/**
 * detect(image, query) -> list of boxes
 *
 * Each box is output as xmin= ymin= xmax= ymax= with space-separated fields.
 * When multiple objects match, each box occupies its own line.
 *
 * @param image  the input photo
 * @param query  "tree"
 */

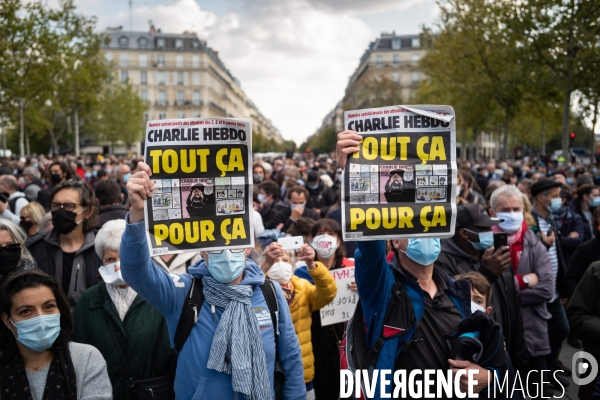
xmin=514 ymin=0 xmax=600 ymax=161
xmin=96 ymin=81 xmax=146 ymax=152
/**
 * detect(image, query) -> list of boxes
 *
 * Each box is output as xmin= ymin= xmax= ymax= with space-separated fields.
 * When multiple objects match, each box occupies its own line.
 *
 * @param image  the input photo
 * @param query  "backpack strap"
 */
xmin=260 ymin=279 xmax=280 ymax=347
xmin=168 ymin=276 xmax=204 ymax=400
xmin=7 ymin=196 xmax=18 ymax=214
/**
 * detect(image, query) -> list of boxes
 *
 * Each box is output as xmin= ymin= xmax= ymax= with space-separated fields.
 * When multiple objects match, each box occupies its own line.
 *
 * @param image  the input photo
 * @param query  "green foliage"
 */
xmin=252 ymin=129 xmax=295 ymax=153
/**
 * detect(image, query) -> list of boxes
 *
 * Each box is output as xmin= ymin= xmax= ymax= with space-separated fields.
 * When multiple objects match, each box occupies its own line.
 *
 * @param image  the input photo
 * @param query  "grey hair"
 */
xmin=490 ymin=185 xmax=524 ymax=211
xmin=95 ymin=219 xmax=126 ymax=260
xmin=23 ymin=166 xmax=41 ymax=180
xmin=0 ymin=217 xmax=36 ymax=266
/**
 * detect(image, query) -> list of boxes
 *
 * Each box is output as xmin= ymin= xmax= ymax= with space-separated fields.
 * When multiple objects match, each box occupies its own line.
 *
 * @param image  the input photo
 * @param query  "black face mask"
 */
xmin=51 ymin=174 xmax=62 ymax=184
xmin=20 ymin=219 xmax=34 ymax=232
xmin=51 ymin=208 xmax=84 ymax=235
xmin=0 ymin=248 xmax=21 ymax=275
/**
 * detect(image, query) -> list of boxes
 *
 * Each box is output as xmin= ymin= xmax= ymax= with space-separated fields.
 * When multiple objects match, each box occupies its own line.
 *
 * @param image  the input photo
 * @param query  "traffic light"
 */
xmin=570 ymin=132 xmax=576 ymax=141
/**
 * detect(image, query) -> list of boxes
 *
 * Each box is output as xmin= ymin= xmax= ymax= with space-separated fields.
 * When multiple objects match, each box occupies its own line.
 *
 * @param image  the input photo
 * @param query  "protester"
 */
xmin=571 ymin=184 xmax=600 ymax=243
xmin=258 ymin=180 xmax=288 ymax=229
xmin=19 ymin=202 xmax=46 ymax=237
xmin=454 ymin=271 xmax=493 ymax=314
xmin=27 ymin=180 xmax=103 ymax=306
xmin=0 ymin=218 xmax=36 ymax=287
xmin=529 ymin=180 xmax=571 ymax=383
xmin=565 ymin=206 xmax=600 ymax=295
xmin=305 ymin=170 xmax=336 ymax=217
xmin=22 ymin=166 xmax=44 ymax=203
xmin=152 ymin=251 xmax=202 ymax=275
xmin=120 ymin=161 xmax=306 ymax=399
xmin=116 ymin=163 xmax=131 ymax=205
xmin=253 ymin=163 xmax=267 ymax=183
xmin=456 ymin=169 xmax=485 ymax=206
xmin=271 ymin=186 xmax=320 ymax=233
xmin=0 ymin=174 xmax=29 ymax=223
xmin=262 ymin=243 xmax=337 ymax=399
xmin=488 ymin=184 xmax=555 ymax=392
xmin=73 ymin=219 xmax=171 ymax=400
xmin=0 ymin=269 xmax=112 ymax=399
xmin=435 ymin=203 xmax=529 ymax=369
xmin=476 ymin=166 xmax=490 ymax=194
xmin=37 ymin=161 xmax=73 ymax=209
xmin=95 ymin=179 xmax=128 ymax=228
xmin=554 ymin=185 xmax=584 ymax=266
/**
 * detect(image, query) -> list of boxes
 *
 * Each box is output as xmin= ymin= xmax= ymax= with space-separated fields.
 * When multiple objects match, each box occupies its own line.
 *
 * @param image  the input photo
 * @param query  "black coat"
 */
xmin=565 ymin=233 xmax=600 ymax=296
xmin=261 ymin=199 xmax=289 ymax=229
xmin=97 ymin=205 xmax=129 ymax=229
xmin=435 ymin=238 xmax=530 ymax=368
xmin=306 ymin=182 xmax=336 ymax=217
xmin=270 ymin=206 xmax=320 ymax=233
xmin=553 ymin=206 xmax=585 ymax=267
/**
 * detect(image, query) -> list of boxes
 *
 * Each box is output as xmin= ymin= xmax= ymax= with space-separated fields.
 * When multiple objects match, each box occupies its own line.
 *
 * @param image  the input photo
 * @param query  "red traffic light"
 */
xmin=570 ymin=132 xmax=576 ymax=139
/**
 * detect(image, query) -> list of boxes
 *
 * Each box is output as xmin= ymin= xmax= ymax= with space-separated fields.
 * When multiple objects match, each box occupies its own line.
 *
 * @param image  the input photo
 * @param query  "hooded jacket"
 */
xmin=120 ymin=217 xmax=306 ymax=400
xmin=435 ymin=238 xmax=529 ymax=367
xmin=27 ymin=228 xmax=103 ymax=306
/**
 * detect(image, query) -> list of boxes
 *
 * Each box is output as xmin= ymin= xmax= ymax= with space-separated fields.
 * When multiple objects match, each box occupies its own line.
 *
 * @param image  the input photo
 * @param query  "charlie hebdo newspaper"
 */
xmin=341 ymin=105 xmax=457 ymax=241
xmin=143 ymin=118 xmax=254 ymax=255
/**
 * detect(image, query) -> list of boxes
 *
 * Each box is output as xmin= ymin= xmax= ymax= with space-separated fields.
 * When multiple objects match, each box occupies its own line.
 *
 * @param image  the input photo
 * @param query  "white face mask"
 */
xmin=495 ymin=211 xmax=524 ymax=234
xmin=471 ymin=301 xmax=486 ymax=314
xmin=268 ymin=262 xmax=293 ymax=285
xmin=99 ymin=261 xmax=126 ymax=286
xmin=310 ymin=234 xmax=339 ymax=259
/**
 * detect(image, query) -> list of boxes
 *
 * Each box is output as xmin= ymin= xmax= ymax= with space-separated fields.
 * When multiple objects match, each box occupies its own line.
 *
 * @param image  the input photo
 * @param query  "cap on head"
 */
xmin=456 ymin=203 xmax=502 ymax=229
xmin=306 ymin=171 xmax=319 ymax=184
xmin=530 ymin=180 xmax=561 ymax=198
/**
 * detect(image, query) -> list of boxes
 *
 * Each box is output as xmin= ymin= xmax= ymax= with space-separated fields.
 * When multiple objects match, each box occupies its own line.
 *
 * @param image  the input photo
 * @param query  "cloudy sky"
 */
xmin=55 ymin=0 xmax=439 ymax=144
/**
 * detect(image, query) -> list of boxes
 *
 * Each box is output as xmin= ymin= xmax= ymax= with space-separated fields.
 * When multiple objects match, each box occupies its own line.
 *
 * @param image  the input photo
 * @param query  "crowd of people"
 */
xmin=2 ymin=135 xmax=600 ymax=399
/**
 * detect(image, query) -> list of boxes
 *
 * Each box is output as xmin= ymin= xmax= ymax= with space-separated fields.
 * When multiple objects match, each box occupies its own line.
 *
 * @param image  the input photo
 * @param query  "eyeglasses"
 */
xmin=0 ymin=243 xmax=21 ymax=253
xmin=50 ymin=202 xmax=82 ymax=212
xmin=207 ymin=249 xmax=246 ymax=254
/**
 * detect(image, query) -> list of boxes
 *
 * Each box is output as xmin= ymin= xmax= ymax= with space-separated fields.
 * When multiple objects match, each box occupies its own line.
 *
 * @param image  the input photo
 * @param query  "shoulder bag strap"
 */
xmin=173 ymin=276 xmax=204 ymax=354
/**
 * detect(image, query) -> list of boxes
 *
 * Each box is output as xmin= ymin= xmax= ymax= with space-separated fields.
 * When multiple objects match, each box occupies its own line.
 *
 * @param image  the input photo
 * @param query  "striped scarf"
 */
xmin=203 ymin=276 xmax=271 ymax=400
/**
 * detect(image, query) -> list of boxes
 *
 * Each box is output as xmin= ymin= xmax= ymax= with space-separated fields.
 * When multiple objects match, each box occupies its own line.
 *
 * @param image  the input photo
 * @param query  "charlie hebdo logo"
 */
xmin=572 ymin=351 xmax=599 ymax=385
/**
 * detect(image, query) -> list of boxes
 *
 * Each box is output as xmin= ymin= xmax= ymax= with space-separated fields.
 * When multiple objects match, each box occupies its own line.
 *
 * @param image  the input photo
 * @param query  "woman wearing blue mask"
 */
xmin=571 ymin=184 xmax=600 ymax=243
xmin=0 ymin=269 xmax=111 ymax=400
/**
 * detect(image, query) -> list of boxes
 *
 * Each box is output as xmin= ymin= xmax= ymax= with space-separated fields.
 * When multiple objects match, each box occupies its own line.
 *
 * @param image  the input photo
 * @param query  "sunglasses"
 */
xmin=0 ymin=243 xmax=21 ymax=253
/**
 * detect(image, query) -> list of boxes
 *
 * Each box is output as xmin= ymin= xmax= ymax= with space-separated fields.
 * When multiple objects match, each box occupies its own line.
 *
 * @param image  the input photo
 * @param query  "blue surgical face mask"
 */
xmin=258 ymin=193 xmax=267 ymax=204
xmin=307 ymin=183 xmax=318 ymax=190
xmin=123 ymin=172 xmax=131 ymax=183
xmin=495 ymin=212 xmax=524 ymax=234
xmin=399 ymin=238 xmax=441 ymax=266
xmin=10 ymin=313 xmax=61 ymax=352
xmin=92 ymin=170 xmax=98 ymax=178
xmin=291 ymin=203 xmax=305 ymax=211
xmin=592 ymin=197 xmax=600 ymax=208
xmin=465 ymin=229 xmax=494 ymax=251
xmin=207 ymin=250 xmax=246 ymax=283
xmin=567 ymin=178 xmax=573 ymax=185
xmin=547 ymin=197 xmax=562 ymax=213
xmin=84 ymin=172 xmax=91 ymax=179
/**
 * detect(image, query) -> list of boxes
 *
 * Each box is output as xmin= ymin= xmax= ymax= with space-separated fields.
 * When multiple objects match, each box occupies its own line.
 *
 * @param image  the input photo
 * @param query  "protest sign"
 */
xmin=144 ymin=118 xmax=254 ymax=255
xmin=341 ymin=105 xmax=457 ymax=241
xmin=320 ymin=267 xmax=358 ymax=326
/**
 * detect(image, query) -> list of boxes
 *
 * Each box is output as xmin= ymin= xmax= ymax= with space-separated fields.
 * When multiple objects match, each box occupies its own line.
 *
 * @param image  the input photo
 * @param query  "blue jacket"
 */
xmin=120 ymin=217 xmax=306 ymax=400
xmin=354 ymin=240 xmax=513 ymax=399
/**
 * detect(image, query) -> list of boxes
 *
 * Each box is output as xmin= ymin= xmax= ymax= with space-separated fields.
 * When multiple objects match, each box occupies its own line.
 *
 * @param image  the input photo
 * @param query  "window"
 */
xmin=391 ymin=38 xmax=401 ymax=50
xmin=192 ymin=40 xmax=199 ymax=49
xmin=177 ymin=90 xmax=184 ymax=105
xmin=175 ymin=38 xmax=184 ymax=50
xmin=157 ymin=38 xmax=165 ymax=49
xmin=140 ymin=90 xmax=148 ymax=101
xmin=177 ymin=111 xmax=185 ymax=119
xmin=159 ymin=111 xmax=166 ymax=120
xmin=157 ymin=54 xmax=165 ymax=67
xmin=192 ymin=72 xmax=200 ymax=85
xmin=121 ymin=70 xmax=128 ymax=83
xmin=412 ymin=54 xmax=420 ymax=63
xmin=176 ymin=55 xmax=184 ymax=68
xmin=193 ymin=111 xmax=201 ymax=118
xmin=192 ymin=55 xmax=200 ymax=68
xmin=177 ymin=72 xmax=184 ymax=85
xmin=193 ymin=90 xmax=201 ymax=105
xmin=157 ymin=71 xmax=166 ymax=85
xmin=412 ymin=71 xmax=420 ymax=83
xmin=392 ymin=72 xmax=399 ymax=82
xmin=208 ymin=75 xmax=223 ymax=94
xmin=393 ymin=54 xmax=400 ymax=66
xmin=140 ymin=71 xmax=147 ymax=85
xmin=158 ymin=90 xmax=166 ymax=105
xmin=105 ymin=52 xmax=113 ymax=62
xmin=119 ymin=53 xmax=128 ymax=67
xmin=138 ymin=37 xmax=148 ymax=49
xmin=118 ymin=36 xmax=129 ymax=48
xmin=412 ymin=37 xmax=420 ymax=48
xmin=376 ymin=55 xmax=383 ymax=67
xmin=139 ymin=54 xmax=147 ymax=67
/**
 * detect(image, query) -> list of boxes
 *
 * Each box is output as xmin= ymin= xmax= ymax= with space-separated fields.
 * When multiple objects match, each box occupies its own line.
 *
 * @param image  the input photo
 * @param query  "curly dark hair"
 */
xmin=50 ymin=180 xmax=98 ymax=233
xmin=0 ymin=269 xmax=74 ymax=363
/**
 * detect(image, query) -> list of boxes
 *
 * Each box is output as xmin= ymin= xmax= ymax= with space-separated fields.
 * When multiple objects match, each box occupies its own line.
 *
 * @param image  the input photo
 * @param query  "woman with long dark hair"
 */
xmin=0 ymin=269 xmax=111 ymax=399
xmin=570 ymin=184 xmax=600 ymax=242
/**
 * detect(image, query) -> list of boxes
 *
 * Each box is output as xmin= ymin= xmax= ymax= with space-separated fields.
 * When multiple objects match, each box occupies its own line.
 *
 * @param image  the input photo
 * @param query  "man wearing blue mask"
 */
xmin=436 ymin=204 xmax=530 ymax=371
xmin=336 ymin=131 xmax=510 ymax=399
xmin=530 ymin=179 xmax=572 ymax=387
xmin=271 ymin=186 xmax=320 ymax=233
xmin=118 ymin=162 xmax=306 ymax=400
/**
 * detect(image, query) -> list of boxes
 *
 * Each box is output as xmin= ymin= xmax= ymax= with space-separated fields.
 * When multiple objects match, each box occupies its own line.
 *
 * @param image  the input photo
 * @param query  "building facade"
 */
xmin=100 ymin=26 xmax=282 ymax=147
